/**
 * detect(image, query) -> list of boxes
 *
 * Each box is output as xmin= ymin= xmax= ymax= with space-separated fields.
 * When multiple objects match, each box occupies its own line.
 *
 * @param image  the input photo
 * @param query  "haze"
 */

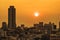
xmin=0 ymin=0 xmax=60 ymax=28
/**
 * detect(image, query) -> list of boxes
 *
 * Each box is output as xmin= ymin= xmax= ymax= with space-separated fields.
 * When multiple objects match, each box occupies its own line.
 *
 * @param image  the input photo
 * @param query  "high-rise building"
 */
xmin=44 ymin=22 xmax=52 ymax=34
xmin=59 ymin=22 xmax=60 ymax=30
xmin=52 ymin=23 xmax=56 ymax=30
xmin=2 ymin=22 xmax=7 ymax=31
xmin=8 ymin=6 xmax=16 ymax=29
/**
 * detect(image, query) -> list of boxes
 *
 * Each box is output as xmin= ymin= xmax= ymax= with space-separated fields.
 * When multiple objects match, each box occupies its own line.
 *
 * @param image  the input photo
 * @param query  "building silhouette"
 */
xmin=59 ymin=22 xmax=60 ymax=30
xmin=1 ymin=22 xmax=7 ymax=31
xmin=8 ymin=6 xmax=16 ymax=29
xmin=0 ymin=6 xmax=60 ymax=40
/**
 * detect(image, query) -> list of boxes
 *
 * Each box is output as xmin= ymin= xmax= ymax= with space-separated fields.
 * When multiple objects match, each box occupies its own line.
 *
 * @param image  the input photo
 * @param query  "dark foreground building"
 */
xmin=8 ymin=6 xmax=16 ymax=29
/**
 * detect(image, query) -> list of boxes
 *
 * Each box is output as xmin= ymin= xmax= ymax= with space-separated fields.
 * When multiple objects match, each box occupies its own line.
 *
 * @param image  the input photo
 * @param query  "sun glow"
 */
xmin=34 ymin=12 xmax=39 ymax=17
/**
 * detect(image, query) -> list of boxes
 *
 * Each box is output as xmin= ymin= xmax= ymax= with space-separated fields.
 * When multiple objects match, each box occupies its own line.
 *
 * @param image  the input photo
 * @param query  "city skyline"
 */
xmin=0 ymin=7 xmax=60 ymax=39
xmin=0 ymin=0 xmax=60 ymax=28
xmin=0 ymin=0 xmax=60 ymax=40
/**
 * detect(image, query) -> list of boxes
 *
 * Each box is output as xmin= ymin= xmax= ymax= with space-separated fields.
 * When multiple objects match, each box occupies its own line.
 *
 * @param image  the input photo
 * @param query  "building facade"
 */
xmin=8 ymin=6 xmax=16 ymax=29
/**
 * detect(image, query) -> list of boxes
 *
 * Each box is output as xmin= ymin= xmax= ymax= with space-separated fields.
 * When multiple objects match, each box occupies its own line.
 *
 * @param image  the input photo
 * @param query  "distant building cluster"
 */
xmin=0 ymin=6 xmax=60 ymax=40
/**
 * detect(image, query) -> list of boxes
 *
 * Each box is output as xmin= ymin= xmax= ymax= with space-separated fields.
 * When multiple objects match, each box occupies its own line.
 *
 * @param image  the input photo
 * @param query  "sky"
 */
xmin=0 ymin=0 xmax=60 ymax=28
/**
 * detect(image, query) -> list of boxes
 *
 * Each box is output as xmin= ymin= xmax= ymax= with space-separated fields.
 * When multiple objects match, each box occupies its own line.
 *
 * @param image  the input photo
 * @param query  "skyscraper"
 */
xmin=8 ymin=6 xmax=16 ymax=29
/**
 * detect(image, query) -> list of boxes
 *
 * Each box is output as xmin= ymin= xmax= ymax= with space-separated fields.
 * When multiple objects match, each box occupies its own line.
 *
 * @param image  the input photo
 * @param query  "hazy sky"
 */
xmin=0 ymin=0 xmax=60 ymax=28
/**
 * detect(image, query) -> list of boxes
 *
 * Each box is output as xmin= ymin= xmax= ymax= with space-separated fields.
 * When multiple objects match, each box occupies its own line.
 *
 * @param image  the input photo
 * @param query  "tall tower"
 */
xmin=8 ymin=6 xmax=16 ymax=29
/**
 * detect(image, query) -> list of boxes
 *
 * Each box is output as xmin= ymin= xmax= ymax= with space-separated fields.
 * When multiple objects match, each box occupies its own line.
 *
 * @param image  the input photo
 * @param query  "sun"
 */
xmin=34 ymin=12 xmax=39 ymax=17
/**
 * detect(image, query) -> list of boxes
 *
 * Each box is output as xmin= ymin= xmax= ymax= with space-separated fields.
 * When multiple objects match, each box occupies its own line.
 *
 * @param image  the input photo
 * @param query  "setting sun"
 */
xmin=34 ymin=12 xmax=39 ymax=17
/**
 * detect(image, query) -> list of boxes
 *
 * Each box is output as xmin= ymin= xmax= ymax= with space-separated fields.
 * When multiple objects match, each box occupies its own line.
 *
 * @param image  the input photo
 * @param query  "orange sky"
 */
xmin=0 ymin=0 xmax=60 ymax=28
